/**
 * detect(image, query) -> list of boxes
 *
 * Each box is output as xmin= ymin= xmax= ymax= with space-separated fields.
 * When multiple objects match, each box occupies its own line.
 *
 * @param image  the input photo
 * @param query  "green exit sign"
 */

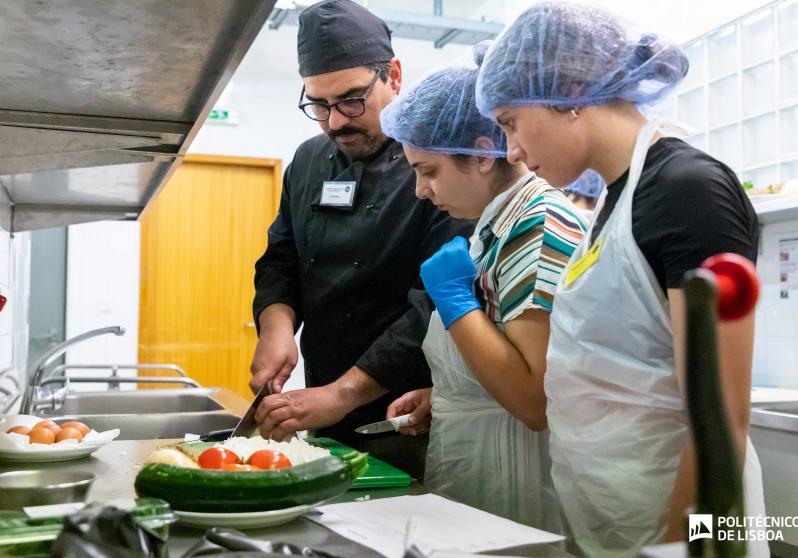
xmin=207 ymin=108 xmax=238 ymax=124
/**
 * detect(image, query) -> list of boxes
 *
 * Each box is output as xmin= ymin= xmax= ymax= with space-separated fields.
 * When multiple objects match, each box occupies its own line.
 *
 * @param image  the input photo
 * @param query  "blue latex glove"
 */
xmin=420 ymin=236 xmax=481 ymax=329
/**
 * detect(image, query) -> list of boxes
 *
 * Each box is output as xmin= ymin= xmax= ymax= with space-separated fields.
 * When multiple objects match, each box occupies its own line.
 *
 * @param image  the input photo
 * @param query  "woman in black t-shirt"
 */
xmin=475 ymin=2 xmax=767 ymax=557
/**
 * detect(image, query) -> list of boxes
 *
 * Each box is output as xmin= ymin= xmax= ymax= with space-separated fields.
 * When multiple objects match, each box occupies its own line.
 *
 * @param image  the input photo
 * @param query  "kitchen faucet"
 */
xmin=20 ymin=326 xmax=125 ymax=414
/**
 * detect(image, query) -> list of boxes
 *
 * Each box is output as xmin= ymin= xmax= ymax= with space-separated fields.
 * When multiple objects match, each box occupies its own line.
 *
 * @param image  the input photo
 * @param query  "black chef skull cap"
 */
xmin=297 ymin=0 xmax=394 ymax=77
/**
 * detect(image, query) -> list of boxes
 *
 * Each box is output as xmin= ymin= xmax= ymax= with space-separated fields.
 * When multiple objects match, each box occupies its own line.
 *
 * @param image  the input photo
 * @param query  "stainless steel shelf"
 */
xmin=0 ymin=0 xmax=276 ymax=232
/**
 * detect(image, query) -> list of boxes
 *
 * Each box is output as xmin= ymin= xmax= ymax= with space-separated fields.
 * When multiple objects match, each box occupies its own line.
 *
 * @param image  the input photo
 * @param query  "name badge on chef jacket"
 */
xmin=320 ymin=181 xmax=357 ymax=208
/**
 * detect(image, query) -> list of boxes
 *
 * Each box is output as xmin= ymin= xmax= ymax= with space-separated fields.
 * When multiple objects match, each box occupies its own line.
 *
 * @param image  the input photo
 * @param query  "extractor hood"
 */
xmin=0 ymin=0 xmax=276 ymax=232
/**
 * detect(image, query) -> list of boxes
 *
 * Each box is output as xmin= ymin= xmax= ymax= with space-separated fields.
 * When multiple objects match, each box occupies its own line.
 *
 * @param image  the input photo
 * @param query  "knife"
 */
xmin=355 ymin=413 xmax=412 ymax=435
xmin=229 ymin=382 xmax=273 ymax=439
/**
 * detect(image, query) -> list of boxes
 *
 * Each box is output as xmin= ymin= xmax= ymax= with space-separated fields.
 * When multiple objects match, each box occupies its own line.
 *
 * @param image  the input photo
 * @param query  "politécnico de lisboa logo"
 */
xmin=689 ymin=514 xmax=714 ymax=542
xmin=688 ymin=513 xmax=790 ymax=542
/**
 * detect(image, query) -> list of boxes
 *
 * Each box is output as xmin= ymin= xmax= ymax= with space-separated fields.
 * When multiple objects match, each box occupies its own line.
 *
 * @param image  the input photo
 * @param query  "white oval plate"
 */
xmin=0 ymin=415 xmax=119 ymax=463
xmin=174 ymin=502 xmax=320 ymax=529
xmin=0 ymin=444 xmax=105 ymax=463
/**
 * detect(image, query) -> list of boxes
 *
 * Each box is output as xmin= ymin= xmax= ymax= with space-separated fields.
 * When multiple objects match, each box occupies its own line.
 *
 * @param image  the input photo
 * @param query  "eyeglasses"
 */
xmin=298 ymin=71 xmax=380 ymax=122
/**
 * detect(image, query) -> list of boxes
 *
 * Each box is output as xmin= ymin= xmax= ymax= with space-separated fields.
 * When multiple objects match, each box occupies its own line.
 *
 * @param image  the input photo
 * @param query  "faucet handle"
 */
xmin=31 ymin=377 xmax=70 ymax=414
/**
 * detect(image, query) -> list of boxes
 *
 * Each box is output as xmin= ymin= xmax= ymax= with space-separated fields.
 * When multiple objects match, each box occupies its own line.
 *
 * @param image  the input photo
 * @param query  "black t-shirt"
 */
xmin=590 ymin=138 xmax=759 ymax=295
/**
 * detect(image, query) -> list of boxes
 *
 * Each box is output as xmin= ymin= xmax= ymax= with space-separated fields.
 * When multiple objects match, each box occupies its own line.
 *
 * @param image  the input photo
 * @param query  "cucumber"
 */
xmin=135 ymin=449 xmax=368 ymax=513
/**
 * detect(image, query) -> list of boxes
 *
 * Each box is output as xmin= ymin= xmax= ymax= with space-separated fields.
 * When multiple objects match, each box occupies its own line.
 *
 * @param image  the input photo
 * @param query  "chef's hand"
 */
xmin=420 ymin=236 xmax=480 ymax=329
xmin=249 ymin=304 xmax=298 ymax=395
xmin=255 ymin=385 xmax=348 ymax=441
xmin=387 ymin=388 xmax=432 ymax=436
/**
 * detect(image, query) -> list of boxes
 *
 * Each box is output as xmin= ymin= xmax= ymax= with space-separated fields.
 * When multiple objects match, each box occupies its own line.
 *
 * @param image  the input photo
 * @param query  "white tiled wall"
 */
xmin=0 ymin=227 xmax=11 ymax=371
xmin=65 ymin=221 xmax=140 ymax=391
xmin=753 ymin=220 xmax=798 ymax=388
xmin=0 ymin=184 xmax=12 ymax=371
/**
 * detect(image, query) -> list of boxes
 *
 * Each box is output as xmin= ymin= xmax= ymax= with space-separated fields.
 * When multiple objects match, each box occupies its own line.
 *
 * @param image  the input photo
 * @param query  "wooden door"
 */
xmin=139 ymin=155 xmax=280 ymax=399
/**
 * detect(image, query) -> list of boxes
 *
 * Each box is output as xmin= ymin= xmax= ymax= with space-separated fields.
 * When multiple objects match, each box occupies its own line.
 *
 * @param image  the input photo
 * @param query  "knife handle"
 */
xmin=200 ymin=428 xmax=235 ymax=442
xmin=250 ymin=381 xmax=273 ymax=409
xmin=390 ymin=414 xmax=412 ymax=429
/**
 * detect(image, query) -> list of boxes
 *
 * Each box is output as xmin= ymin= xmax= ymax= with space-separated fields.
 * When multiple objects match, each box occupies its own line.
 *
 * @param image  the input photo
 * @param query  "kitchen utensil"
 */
xmin=0 ymin=470 xmax=94 ymax=510
xmin=354 ymin=414 xmax=411 ymax=435
xmin=229 ymin=382 xmax=272 ymax=439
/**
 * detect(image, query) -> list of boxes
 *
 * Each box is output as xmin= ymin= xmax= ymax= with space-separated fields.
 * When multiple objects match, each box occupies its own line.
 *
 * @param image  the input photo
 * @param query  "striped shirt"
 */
xmin=474 ymin=176 xmax=587 ymax=322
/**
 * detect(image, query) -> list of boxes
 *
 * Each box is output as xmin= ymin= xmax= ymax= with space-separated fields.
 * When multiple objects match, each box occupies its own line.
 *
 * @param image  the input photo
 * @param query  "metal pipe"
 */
xmin=49 ymin=363 xmax=188 ymax=378
xmin=38 ymin=376 xmax=200 ymax=389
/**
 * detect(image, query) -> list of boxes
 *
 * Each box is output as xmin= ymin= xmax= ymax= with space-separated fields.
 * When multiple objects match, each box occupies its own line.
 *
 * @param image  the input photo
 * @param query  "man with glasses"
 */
xmin=249 ymin=0 xmax=471 ymax=474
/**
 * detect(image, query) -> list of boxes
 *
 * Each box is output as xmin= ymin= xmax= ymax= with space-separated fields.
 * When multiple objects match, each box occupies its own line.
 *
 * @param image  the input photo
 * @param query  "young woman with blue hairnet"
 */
xmin=379 ymin=41 xmax=587 ymax=530
xmin=476 ymin=3 xmax=766 ymax=556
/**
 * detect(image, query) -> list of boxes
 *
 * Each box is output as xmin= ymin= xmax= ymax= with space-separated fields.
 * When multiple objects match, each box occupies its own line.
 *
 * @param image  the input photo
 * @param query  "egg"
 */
xmin=33 ymin=420 xmax=61 ymax=436
xmin=6 ymin=426 xmax=30 ymax=436
xmin=55 ymin=427 xmax=84 ymax=443
xmin=59 ymin=421 xmax=90 ymax=436
xmin=28 ymin=427 xmax=56 ymax=444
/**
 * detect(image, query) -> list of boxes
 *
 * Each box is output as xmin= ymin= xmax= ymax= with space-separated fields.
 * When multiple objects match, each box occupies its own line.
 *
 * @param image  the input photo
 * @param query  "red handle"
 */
xmin=701 ymin=253 xmax=759 ymax=321
xmin=0 ymin=293 xmax=6 ymax=313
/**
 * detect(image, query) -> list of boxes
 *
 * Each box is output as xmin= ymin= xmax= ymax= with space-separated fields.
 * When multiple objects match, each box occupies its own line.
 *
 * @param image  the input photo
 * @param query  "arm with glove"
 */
xmin=419 ymin=237 xmax=550 ymax=431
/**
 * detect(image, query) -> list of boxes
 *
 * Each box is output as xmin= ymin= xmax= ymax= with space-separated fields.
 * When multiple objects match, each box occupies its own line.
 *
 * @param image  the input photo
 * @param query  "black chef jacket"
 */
xmin=253 ymin=134 xmax=474 ymax=441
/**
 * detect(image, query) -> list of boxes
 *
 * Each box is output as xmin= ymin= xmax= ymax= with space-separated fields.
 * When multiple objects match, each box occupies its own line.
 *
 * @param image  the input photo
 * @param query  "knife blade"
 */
xmin=230 ymin=382 xmax=272 ymax=438
xmin=355 ymin=413 xmax=412 ymax=435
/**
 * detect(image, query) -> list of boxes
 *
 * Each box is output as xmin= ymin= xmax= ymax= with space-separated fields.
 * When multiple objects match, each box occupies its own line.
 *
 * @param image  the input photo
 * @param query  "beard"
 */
xmin=327 ymin=126 xmax=385 ymax=160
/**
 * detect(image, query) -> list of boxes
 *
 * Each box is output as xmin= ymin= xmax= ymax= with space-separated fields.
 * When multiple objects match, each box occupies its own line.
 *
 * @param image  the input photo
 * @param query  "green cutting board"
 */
xmin=307 ymin=437 xmax=412 ymax=489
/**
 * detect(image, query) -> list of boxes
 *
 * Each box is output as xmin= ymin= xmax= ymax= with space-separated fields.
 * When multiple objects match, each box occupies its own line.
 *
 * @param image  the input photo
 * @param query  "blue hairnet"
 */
xmin=475 ymin=1 xmax=689 ymax=116
xmin=380 ymin=41 xmax=506 ymax=157
xmin=565 ymin=170 xmax=606 ymax=198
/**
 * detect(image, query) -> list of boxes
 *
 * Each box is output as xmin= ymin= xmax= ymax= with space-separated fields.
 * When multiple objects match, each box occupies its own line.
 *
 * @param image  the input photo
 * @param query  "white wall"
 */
xmin=504 ymin=0 xmax=772 ymax=43
xmin=0 ymin=190 xmax=12 ymax=373
xmin=65 ymin=221 xmax=140 ymax=391
xmin=187 ymin=0 xmax=776 ymax=189
xmin=189 ymin=24 xmax=469 ymax=166
xmin=753 ymin=219 xmax=798 ymax=388
xmin=0 ymin=187 xmax=31 ymax=405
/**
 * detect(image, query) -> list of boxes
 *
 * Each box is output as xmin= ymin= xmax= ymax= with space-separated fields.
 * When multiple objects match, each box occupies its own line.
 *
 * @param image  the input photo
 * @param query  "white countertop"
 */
xmin=751 ymin=387 xmax=798 ymax=404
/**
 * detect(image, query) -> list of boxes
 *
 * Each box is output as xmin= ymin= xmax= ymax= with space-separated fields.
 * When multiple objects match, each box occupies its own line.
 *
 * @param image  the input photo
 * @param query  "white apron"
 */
xmin=422 ymin=177 xmax=562 ymax=533
xmin=545 ymin=121 xmax=767 ymax=557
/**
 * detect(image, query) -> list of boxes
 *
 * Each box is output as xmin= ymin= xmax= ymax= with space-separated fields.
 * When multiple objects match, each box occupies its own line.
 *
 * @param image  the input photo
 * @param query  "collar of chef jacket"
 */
xmin=311 ymin=138 xmax=400 ymax=212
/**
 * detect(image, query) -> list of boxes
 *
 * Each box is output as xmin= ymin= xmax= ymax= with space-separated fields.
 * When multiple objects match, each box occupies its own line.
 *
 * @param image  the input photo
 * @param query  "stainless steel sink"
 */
xmin=36 ymin=388 xmax=225 ymax=417
xmin=48 ymin=412 xmax=242 ymax=440
xmin=31 ymin=384 xmax=250 ymax=440
xmin=751 ymin=402 xmax=798 ymax=433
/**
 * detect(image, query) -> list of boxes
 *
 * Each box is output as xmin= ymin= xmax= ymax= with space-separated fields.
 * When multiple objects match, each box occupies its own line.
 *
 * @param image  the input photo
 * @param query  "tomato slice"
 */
xmin=197 ymin=447 xmax=240 ymax=469
xmin=248 ymin=450 xmax=292 ymax=469
xmin=221 ymin=463 xmax=260 ymax=472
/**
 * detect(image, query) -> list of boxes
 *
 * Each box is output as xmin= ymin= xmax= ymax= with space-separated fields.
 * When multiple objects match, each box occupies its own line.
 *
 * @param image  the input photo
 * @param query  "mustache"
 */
xmin=328 ymin=126 xmax=366 ymax=139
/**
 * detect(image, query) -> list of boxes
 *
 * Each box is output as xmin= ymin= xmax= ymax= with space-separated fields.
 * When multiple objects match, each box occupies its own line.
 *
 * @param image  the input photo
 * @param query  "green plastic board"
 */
xmin=307 ymin=437 xmax=413 ymax=489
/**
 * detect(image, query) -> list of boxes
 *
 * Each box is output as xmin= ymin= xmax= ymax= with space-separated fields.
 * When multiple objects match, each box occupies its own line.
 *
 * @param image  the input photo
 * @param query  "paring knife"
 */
xmin=355 ymin=413 xmax=412 ymax=435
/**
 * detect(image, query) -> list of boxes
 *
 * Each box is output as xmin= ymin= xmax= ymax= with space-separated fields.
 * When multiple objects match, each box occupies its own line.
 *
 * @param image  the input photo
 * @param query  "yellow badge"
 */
xmin=564 ymin=240 xmax=602 ymax=287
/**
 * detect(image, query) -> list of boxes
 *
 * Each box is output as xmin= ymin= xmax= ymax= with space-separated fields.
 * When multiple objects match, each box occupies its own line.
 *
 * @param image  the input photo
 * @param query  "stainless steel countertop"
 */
xmin=751 ymin=400 xmax=798 ymax=434
xmin=0 ymin=439 xmax=569 ymax=557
